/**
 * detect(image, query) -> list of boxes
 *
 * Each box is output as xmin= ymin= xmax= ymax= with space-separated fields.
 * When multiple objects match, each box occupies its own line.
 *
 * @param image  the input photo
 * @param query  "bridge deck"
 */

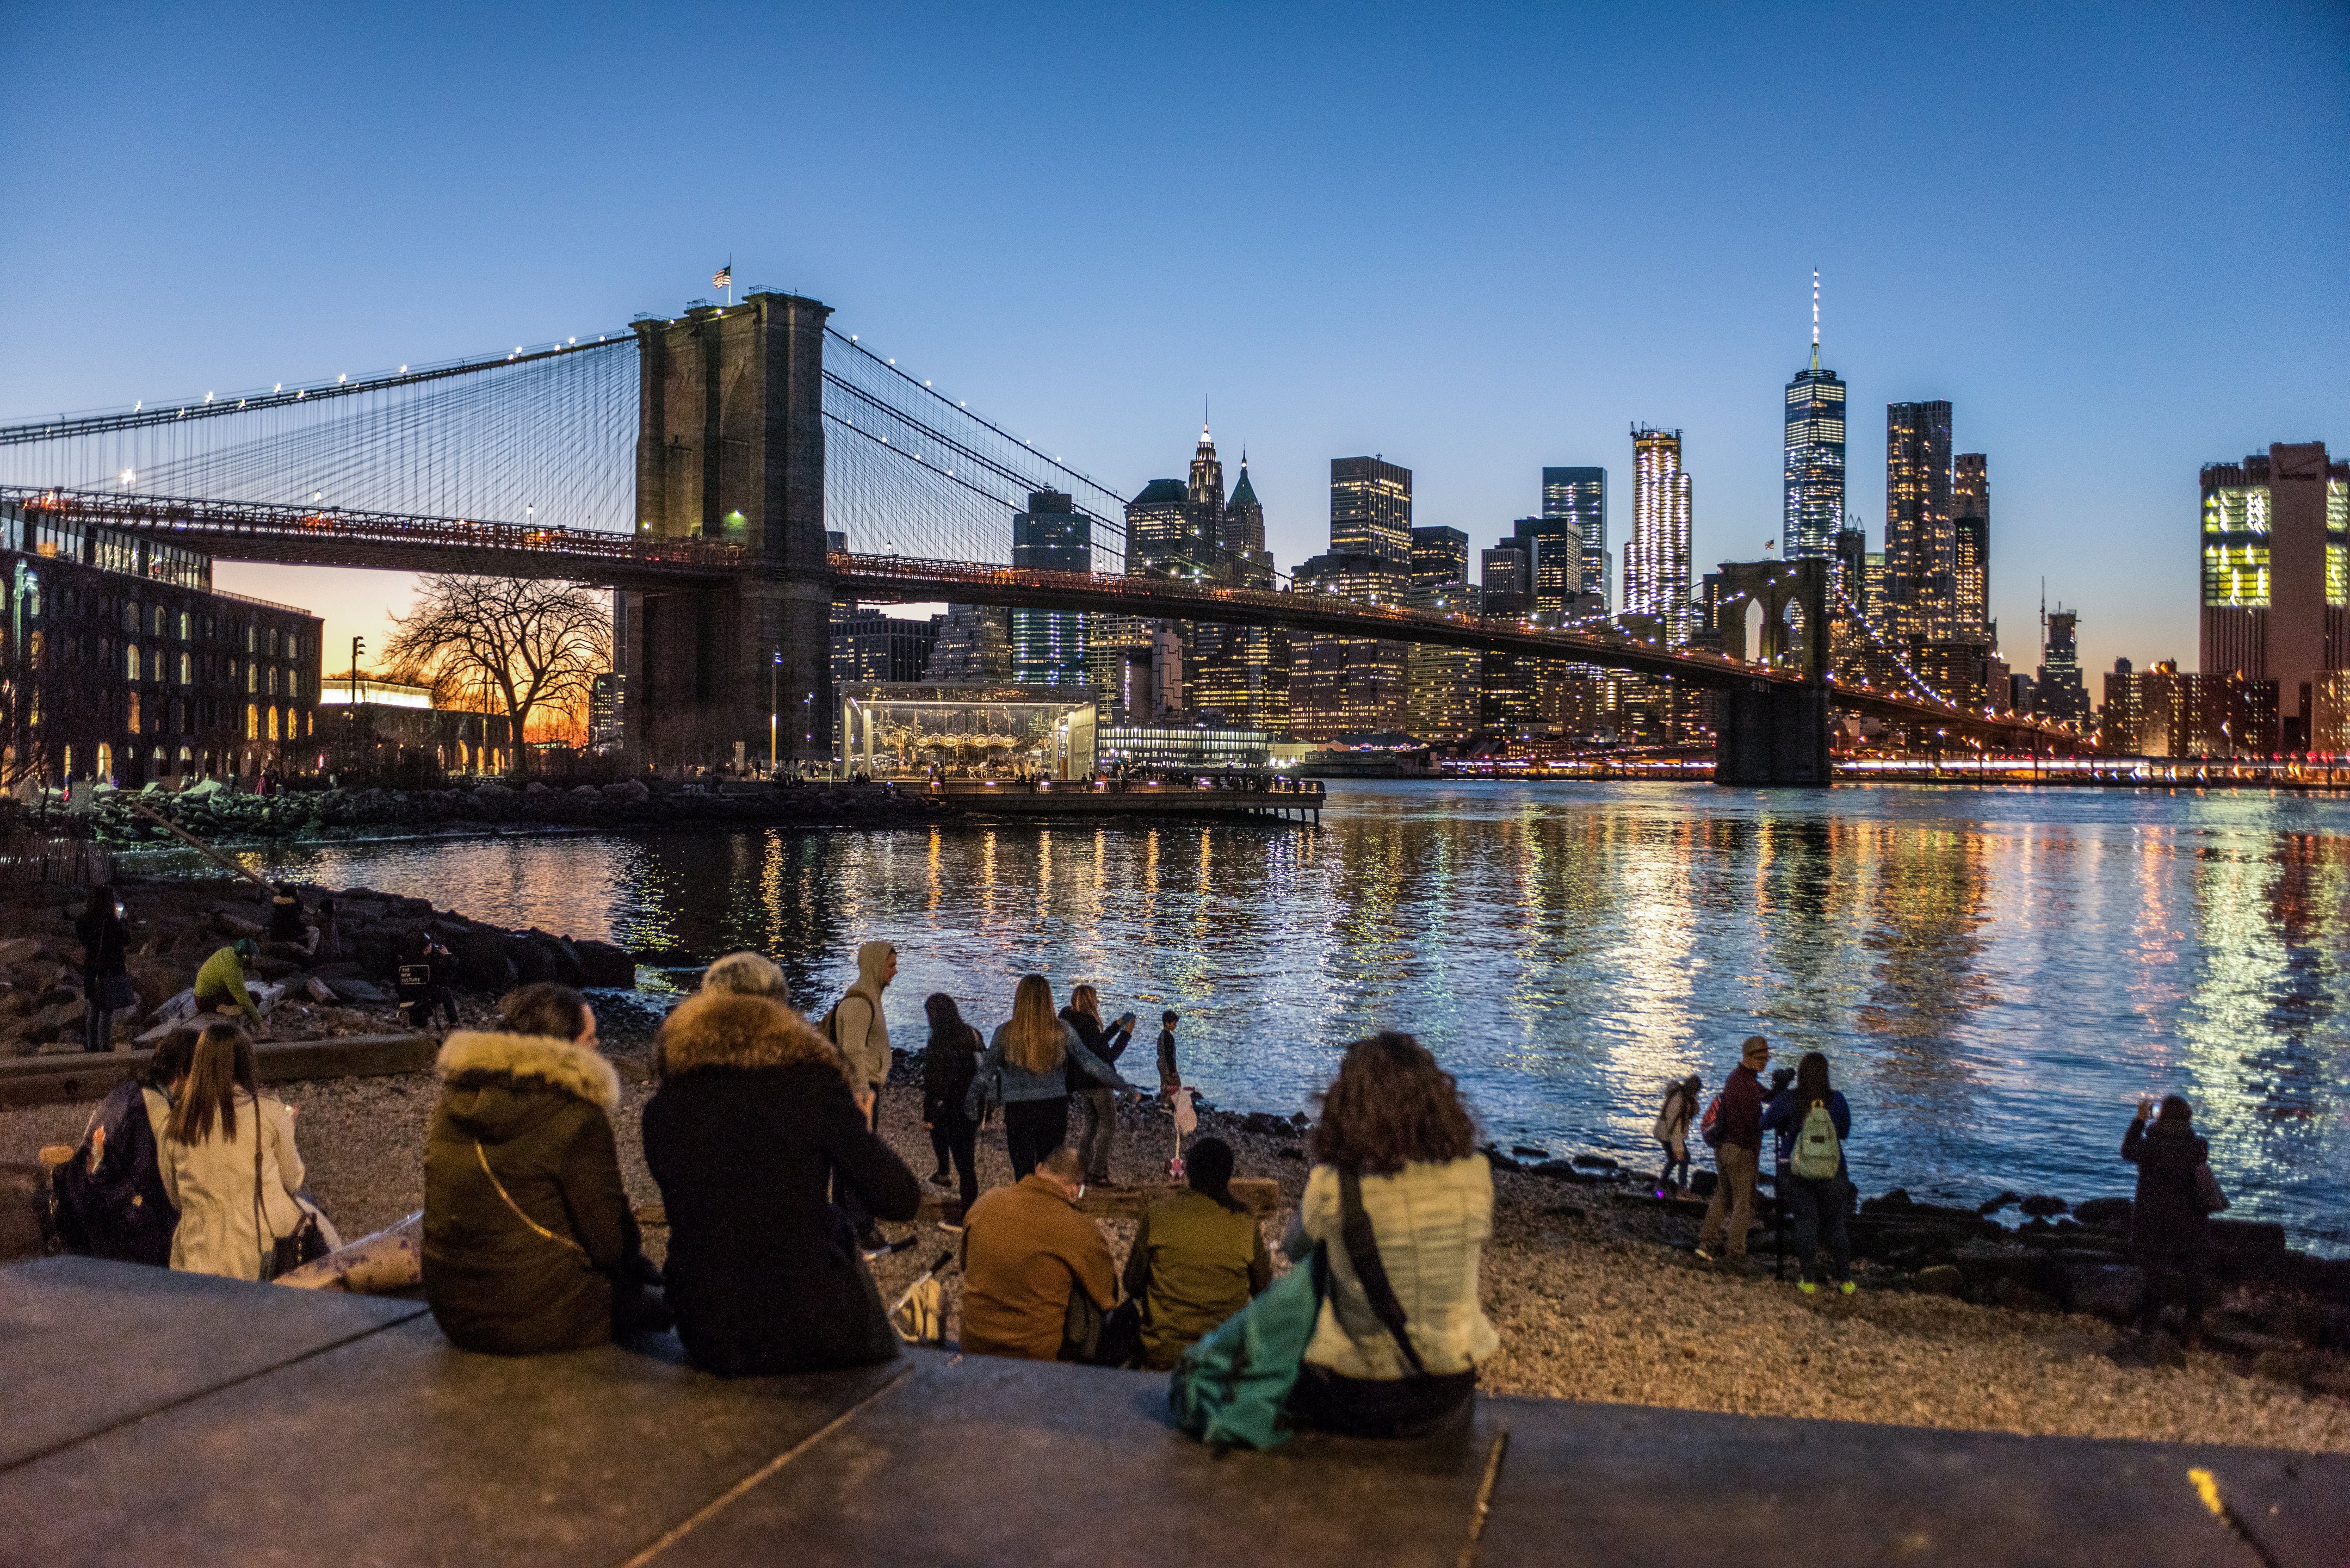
xmin=0 ymin=1257 xmax=2339 ymax=1567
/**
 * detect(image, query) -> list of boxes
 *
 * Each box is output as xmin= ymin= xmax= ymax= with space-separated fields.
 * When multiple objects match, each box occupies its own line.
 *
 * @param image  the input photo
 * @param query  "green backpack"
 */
xmin=1168 ymin=1244 xmax=1328 ymax=1451
xmin=1792 ymin=1099 xmax=1841 ymax=1180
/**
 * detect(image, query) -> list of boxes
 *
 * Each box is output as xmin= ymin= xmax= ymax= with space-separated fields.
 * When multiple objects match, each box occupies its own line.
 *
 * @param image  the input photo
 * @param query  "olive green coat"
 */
xmin=1122 ymin=1188 xmax=1272 ymax=1372
xmin=422 ymin=1030 xmax=634 ymax=1355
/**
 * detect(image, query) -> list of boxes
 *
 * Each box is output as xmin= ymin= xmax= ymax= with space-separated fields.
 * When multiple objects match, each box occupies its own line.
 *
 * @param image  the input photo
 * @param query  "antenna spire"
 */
xmin=1809 ymin=269 xmax=1821 ymax=370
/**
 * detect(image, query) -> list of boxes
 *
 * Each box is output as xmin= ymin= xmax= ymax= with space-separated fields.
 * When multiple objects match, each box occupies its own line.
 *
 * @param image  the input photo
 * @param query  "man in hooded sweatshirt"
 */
xmin=828 ymin=941 xmax=898 ymax=1250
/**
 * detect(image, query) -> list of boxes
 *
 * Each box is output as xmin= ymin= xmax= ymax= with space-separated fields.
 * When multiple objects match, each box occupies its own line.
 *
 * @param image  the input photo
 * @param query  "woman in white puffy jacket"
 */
xmin=160 ymin=1024 xmax=334 ymax=1279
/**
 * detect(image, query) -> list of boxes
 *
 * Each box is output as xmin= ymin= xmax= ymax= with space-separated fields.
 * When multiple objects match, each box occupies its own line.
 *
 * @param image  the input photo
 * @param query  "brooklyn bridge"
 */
xmin=0 ymin=292 xmax=2073 ymax=784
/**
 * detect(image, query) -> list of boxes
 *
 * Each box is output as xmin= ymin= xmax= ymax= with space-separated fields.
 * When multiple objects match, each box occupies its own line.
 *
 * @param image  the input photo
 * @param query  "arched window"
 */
xmin=125 ymin=643 xmax=139 ymax=680
xmin=127 ymin=692 xmax=141 ymax=734
xmin=96 ymin=742 xmax=112 ymax=780
xmin=178 ymin=610 xmax=191 ymax=641
xmin=247 ymin=664 xmax=257 ymax=693
xmin=246 ymin=703 xmax=259 ymax=740
xmin=267 ymin=666 xmax=277 ymax=697
xmin=179 ymin=651 xmax=191 ymax=685
xmin=268 ymin=706 xmax=280 ymax=742
xmin=152 ymin=605 xmax=166 ymax=636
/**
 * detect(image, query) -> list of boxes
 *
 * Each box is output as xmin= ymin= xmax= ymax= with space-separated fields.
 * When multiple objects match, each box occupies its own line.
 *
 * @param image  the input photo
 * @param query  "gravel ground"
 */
xmin=11 ymin=1034 xmax=2347 ymax=1454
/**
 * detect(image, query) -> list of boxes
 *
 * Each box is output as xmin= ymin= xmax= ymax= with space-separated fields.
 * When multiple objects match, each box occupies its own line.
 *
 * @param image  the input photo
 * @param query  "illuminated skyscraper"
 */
xmin=1783 ymin=274 xmax=1846 ymax=562
xmin=2201 ymin=442 xmax=2348 ymax=744
xmin=1291 ymin=458 xmax=1412 ymax=737
xmin=1624 ymin=426 xmax=1692 ymax=635
xmin=1329 ymin=456 xmax=1412 ymax=565
xmin=1542 ymin=466 xmax=1608 ymax=603
xmin=1885 ymin=401 xmax=1954 ymax=640
xmin=1952 ymin=453 xmax=1989 ymax=639
xmin=1010 ymin=489 xmax=1090 ymax=685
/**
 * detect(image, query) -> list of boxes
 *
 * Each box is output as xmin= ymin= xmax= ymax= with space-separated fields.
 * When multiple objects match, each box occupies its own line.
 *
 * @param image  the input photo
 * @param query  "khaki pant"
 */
xmin=1700 ymin=1141 xmax=1759 ymax=1256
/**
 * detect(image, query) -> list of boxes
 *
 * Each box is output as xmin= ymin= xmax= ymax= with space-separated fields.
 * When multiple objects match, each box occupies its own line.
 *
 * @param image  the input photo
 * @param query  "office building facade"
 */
xmin=1542 ymin=466 xmax=1609 ymax=603
xmin=1952 ymin=453 xmax=1990 ymax=639
xmin=2200 ymin=442 xmax=2347 ymax=746
xmin=1010 ymin=489 xmax=1090 ymax=685
xmin=1624 ymin=426 xmax=1693 ymax=637
xmin=1885 ymin=401 xmax=1955 ymax=641
xmin=1291 ymin=458 xmax=1413 ymax=740
xmin=1783 ymin=349 xmax=1846 ymax=563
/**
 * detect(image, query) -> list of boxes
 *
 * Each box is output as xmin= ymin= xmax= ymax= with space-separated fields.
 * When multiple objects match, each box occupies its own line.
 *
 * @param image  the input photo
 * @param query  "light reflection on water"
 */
xmin=146 ymin=782 xmax=2349 ymax=1253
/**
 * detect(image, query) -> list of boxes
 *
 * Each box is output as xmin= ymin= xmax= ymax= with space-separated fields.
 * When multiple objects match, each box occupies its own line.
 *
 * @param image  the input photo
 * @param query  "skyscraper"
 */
xmin=1010 ymin=490 xmax=1089 ymax=685
xmin=1223 ymin=457 xmax=1270 ymax=584
xmin=1542 ymin=466 xmax=1608 ymax=603
xmin=1410 ymin=526 xmax=1469 ymax=588
xmin=2201 ymin=442 xmax=2348 ymax=744
xmin=2038 ymin=608 xmax=2089 ymax=727
xmin=1783 ymin=276 xmax=1846 ymax=563
xmin=1624 ymin=426 xmax=1692 ymax=635
xmin=1510 ymin=516 xmax=1584 ymax=623
xmin=1329 ymin=457 xmax=1412 ymax=565
xmin=1885 ymin=401 xmax=1954 ymax=640
xmin=1952 ymin=453 xmax=1990 ymax=639
xmin=1123 ymin=479 xmax=1193 ymax=578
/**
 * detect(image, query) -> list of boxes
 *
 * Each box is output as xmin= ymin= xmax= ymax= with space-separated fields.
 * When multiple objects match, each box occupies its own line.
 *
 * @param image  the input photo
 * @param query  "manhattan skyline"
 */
xmin=1 ymin=3 xmax=2344 ymax=681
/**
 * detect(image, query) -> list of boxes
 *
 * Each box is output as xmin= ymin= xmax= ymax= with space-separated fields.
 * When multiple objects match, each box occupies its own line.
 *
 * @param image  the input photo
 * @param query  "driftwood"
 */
xmin=276 ymin=1210 xmax=422 ymax=1293
xmin=128 ymin=802 xmax=273 ymax=891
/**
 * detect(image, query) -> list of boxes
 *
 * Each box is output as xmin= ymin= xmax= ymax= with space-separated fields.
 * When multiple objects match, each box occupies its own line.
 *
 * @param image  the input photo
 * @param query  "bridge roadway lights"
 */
xmin=1714 ymin=681 xmax=1833 ymax=788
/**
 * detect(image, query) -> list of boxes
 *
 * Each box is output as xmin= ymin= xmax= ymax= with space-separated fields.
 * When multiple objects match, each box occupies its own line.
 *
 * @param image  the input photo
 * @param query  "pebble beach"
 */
xmin=10 ymin=1001 xmax=2347 ymax=1457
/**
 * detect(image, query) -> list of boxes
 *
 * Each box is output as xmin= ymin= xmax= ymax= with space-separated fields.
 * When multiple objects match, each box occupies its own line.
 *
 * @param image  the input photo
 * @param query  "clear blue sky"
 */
xmin=3 ymin=2 xmax=2344 ymax=678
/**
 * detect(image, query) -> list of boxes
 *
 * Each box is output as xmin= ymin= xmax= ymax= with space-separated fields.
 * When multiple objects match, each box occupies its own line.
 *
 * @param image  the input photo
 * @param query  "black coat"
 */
xmin=1060 ymin=1008 xmax=1133 ymax=1093
xmin=922 ymin=1021 xmax=982 ymax=1125
xmin=74 ymin=899 xmax=128 ymax=980
xmin=644 ymin=992 xmax=922 ymax=1377
xmin=2122 ymin=1117 xmax=2210 ymax=1252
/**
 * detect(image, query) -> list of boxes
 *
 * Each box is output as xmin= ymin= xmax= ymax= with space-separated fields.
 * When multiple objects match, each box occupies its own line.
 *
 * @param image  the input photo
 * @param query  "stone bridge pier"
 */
xmin=1711 ymin=557 xmax=1833 ymax=786
xmin=616 ymin=293 xmax=835 ymax=769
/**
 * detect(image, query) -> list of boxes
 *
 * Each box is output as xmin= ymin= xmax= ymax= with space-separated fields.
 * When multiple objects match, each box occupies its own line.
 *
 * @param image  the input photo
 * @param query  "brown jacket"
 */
xmin=958 ymin=1174 xmax=1116 ymax=1360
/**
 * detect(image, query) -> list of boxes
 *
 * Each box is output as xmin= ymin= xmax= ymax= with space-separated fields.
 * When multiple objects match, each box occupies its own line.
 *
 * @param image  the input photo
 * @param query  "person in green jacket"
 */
xmin=193 ymin=940 xmax=264 ymax=1030
xmin=1122 ymin=1137 xmax=1271 ymax=1371
xmin=422 ymin=982 xmax=666 ymax=1354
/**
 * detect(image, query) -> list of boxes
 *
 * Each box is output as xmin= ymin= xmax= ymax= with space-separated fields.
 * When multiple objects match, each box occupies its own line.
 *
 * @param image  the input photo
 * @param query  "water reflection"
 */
xmin=158 ymin=782 xmax=2349 ymax=1253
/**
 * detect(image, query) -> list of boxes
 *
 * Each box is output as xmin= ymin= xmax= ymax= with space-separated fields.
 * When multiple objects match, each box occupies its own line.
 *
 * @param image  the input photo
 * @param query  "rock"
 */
xmin=509 ymin=936 xmax=555 ymax=984
xmin=524 ymin=781 xmax=554 ymax=797
xmin=1276 ymin=1147 xmax=1303 ymax=1162
xmin=1690 ymin=1169 xmax=1717 ymax=1198
xmin=2209 ymin=1219 xmax=2288 ymax=1256
xmin=452 ymin=931 xmax=517 ymax=993
xmin=1572 ymin=1154 xmax=1619 ymax=1170
xmin=1511 ymin=1144 xmax=1549 ymax=1159
xmin=474 ymin=783 xmax=515 ymax=803
xmin=2073 ymin=1197 xmax=2132 ymax=1232
xmin=1979 ymin=1190 xmax=2023 ymax=1215
xmin=1913 ymin=1264 xmax=1966 ymax=1298
xmin=602 ymin=779 xmax=650 ymax=803
xmin=572 ymin=939 xmax=635 ymax=988
xmin=0 ymin=938 xmax=49 ymax=967
xmin=127 ymin=958 xmax=184 ymax=1016
xmin=1994 ymin=1275 xmax=2060 ymax=1313
xmin=2019 ymin=1194 xmax=2068 ymax=1218
xmin=570 ymin=785 xmax=601 ymax=798
xmin=211 ymin=912 xmax=265 ymax=940
xmin=2062 ymin=1261 xmax=2144 ymax=1319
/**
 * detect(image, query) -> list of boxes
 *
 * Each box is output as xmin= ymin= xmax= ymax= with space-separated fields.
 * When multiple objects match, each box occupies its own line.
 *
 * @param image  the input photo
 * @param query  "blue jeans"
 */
xmin=1786 ymin=1175 xmax=1851 ymax=1284
xmin=1657 ymin=1142 xmax=1689 ymax=1192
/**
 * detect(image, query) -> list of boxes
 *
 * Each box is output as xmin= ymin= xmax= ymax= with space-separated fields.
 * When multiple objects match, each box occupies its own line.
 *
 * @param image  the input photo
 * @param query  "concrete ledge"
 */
xmin=1 ymin=1259 xmax=2342 ymax=1566
xmin=0 ymin=1032 xmax=436 ymax=1108
xmin=635 ymin=1177 xmax=1285 ymax=1231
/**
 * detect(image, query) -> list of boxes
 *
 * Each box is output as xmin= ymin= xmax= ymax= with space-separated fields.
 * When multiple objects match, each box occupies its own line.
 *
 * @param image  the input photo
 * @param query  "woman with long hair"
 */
xmin=1061 ymin=983 xmax=1136 ymax=1186
xmin=158 ymin=1024 xmax=317 ymax=1279
xmin=1760 ymin=1050 xmax=1853 ymax=1294
xmin=1282 ymin=1032 xmax=1496 ymax=1439
xmin=920 ymin=992 xmax=986 ymax=1223
xmin=1122 ymin=1136 xmax=1272 ymax=1370
xmin=966 ymin=975 xmax=1143 ymax=1182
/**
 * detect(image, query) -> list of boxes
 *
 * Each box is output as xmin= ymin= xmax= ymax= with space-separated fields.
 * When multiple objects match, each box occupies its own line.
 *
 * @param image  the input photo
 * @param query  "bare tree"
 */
xmin=384 ymin=576 xmax=610 ymax=773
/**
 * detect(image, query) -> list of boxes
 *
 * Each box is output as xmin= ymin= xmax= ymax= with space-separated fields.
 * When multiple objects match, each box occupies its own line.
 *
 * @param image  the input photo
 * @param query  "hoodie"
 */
xmin=422 ymin=1029 xmax=639 ymax=1355
xmin=832 ymin=941 xmax=895 ymax=1089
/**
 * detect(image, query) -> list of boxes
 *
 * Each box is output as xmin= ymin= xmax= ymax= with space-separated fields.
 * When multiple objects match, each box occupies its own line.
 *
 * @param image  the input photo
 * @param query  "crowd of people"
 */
xmin=51 ymin=900 xmax=2232 ymax=1439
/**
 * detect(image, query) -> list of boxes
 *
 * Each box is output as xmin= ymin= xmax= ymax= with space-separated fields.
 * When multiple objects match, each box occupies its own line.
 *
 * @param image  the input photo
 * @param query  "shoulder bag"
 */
xmin=473 ymin=1142 xmax=589 ymax=1257
xmin=1337 ymin=1168 xmax=1428 ymax=1377
xmin=254 ymin=1102 xmax=326 ymax=1280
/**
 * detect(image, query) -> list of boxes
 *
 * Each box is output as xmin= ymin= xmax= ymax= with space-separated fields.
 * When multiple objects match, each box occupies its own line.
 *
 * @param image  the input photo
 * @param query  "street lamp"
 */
xmin=769 ymin=651 xmax=780 ymax=774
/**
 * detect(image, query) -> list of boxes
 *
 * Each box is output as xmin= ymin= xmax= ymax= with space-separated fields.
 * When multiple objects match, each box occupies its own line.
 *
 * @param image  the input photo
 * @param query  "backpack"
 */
xmin=51 ymin=1080 xmax=177 ymax=1266
xmin=1791 ymin=1099 xmax=1841 ymax=1180
xmin=1699 ymin=1093 xmax=1725 ymax=1149
xmin=1650 ymin=1087 xmax=1684 ymax=1144
xmin=1169 ymin=1242 xmax=1327 ymax=1451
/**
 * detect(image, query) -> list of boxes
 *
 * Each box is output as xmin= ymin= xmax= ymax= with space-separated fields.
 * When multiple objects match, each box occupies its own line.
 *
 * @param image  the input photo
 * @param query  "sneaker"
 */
xmin=1797 ymin=1280 xmax=1817 ymax=1295
xmin=927 ymin=1172 xmax=954 ymax=1189
xmin=1839 ymin=1281 xmax=1856 ymax=1296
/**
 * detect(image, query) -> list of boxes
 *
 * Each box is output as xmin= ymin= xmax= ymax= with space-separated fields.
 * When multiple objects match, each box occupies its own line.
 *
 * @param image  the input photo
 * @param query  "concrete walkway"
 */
xmin=3 ymin=1256 xmax=2342 ymax=1567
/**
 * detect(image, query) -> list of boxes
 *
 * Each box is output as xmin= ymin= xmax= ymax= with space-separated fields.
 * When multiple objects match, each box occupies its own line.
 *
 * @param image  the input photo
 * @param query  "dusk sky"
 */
xmin=3 ymin=2 xmax=2345 ymax=679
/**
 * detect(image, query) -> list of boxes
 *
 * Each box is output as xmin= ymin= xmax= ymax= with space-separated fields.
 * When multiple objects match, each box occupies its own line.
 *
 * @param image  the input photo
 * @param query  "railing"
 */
xmin=208 ymin=585 xmax=318 ymax=616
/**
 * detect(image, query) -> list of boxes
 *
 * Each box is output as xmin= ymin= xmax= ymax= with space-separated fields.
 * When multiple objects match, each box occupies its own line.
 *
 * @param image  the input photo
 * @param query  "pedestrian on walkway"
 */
xmin=920 ymin=992 xmax=985 ymax=1224
xmin=967 ymin=975 xmax=1143 ymax=1182
xmin=1651 ymin=1073 xmax=1699 ymax=1197
xmin=2123 ymin=1094 xmax=2215 ymax=1346
xmin=643 ymin=989 xmax=919 ymax=1375
xmin=1761 ymin=1051 xmax=1853 ymax=1294
xmin=1123 ymin=1136 xmax=1271 ymax=1370
xmin=1696 ymin=1036 xmax=1770 ymax=1262
xmin=1061 ymin=984 xmax=1135 ymax=1185
xmin=958 ymin=1145 xmax=1118 ymax=1361
xmin=73 ymin=882 xmax=133 ymax=1053
xmin=826 ymin=941 xmax=898 ymax=1250
xmin=1284 ymin=1032 xmax=1497 ymax=1440
xmin=422 ymin=983 xmax=666 ymax=1354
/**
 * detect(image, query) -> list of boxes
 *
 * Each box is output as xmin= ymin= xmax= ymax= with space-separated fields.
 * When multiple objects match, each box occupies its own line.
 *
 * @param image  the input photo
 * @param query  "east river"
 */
xmin=150 ymin=782 xmax=2350 ymax=1254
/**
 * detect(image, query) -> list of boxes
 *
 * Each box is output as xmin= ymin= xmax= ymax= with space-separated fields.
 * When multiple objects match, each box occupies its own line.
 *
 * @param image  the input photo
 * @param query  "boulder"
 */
xmin=2019 ymin=1194 xmax=2068 ymax=1218
xmin=1690 ymin=1169 xmax=1717 ymax=1198
xmin=0 ymin=938 xmax=50 ymax=968
xmin=524 ymin=781 xmax=554 ymax=798
xmin=2061 ymin=1261 xmax=2144 ymax=1320
xmin=1978 ymin=1190 xmax=2023 ymax=1216
xmin=509 ymin=936 xmax=555 ymax=985
xmin=1993 ymin=1275 xmax=2061 ymax=1313
xmin=0 ymin=1162 xmax=46 ymax=1263
xmin=1913 ymin=1264 xmax=1966 ymax=1298
xmin=571 ymin=785 xmax=601 ymax=798
xmin=602 ymin=779 xmax=650 ymax=804
xmin=572 ymin=939 xmax=635 ymax=988
xmin=452 ymin=931 xmax=517 ymax=994
xmin=1572 ymin=1154 xmax=1620 ymax=1170
xmin=2073 ymin=1197 xmax=2132 ymax=1232
xmin=474 ymin=783 xmax=516 ymax=803
xmin=1511 ymin=1144 xmax=1549 ymax=1160
xmin=127 ymin=958 xmax=184 ymax=1017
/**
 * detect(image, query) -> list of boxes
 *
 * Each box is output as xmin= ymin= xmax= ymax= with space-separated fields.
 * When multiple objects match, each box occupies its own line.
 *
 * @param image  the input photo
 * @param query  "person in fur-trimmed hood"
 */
xmin=423 ymin=983 xmax=661 ymax=1355
xmin=644 ymin=989 xmax=923 ymax=1377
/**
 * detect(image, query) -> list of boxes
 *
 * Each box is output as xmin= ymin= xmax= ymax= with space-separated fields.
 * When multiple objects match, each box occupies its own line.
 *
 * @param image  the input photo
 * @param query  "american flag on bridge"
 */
xmin=713 ymin=263 xmax=732 ymax=288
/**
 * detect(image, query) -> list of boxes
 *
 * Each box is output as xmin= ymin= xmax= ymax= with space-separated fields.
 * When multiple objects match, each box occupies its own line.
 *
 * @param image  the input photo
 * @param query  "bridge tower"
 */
xmin=619 ymin=293 xmax=834 ymax=769
xmin=1710 ymin=556 xmax=1834 ymax=786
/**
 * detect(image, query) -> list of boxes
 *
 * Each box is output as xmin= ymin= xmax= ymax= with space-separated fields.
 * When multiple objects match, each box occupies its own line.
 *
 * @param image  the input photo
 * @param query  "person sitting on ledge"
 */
xmin=1123 ymin=1136 xmax=1271 ymax=1371
xmin=423 ymin=983 xmax=666 ymax=1355
xmin=1283 ymin=1032 xmax=1496 ymax=1440
xmin=193 ymin=938 xmax=265 ymax=1032
xmin=160 ymin=1023 xmax=336 ymax=1278
xmin=642 ymin=989 xmax=919 ymax=1376
xmin=958 ymin=1145 xmax=1117 ymax=1361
